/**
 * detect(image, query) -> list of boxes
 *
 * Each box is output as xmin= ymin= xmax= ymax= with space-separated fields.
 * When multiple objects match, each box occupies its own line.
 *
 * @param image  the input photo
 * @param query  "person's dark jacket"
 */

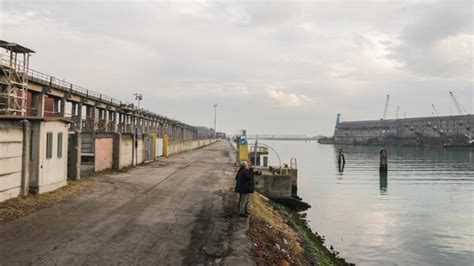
xmin=234 ymin=166 xmax=245 ymax=193
xmin=235 ymin=168 xmax=256 ymax=194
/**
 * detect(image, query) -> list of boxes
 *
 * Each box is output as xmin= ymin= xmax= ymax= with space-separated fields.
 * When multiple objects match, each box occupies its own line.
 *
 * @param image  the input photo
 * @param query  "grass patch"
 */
xmin=0 ymin=178 xmax=97 ymax=223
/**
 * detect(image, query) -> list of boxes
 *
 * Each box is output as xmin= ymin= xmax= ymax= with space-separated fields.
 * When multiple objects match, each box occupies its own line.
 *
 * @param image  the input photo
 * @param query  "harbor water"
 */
xmin=262 ymin=140 xmax=473 ymax=265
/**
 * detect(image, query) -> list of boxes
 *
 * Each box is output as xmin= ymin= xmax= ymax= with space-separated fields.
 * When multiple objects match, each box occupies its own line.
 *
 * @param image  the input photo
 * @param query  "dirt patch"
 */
xmin=0 ymin=177 xmax=98 ymax=223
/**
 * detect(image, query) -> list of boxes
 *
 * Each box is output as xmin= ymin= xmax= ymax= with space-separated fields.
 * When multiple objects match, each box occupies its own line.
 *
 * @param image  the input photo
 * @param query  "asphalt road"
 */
xmin=0 ymin=140 xmax=253 ymax=265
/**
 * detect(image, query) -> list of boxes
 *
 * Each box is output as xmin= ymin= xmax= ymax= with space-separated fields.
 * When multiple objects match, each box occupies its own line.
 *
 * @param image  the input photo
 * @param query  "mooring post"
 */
xmin=379 ymin=149 xmax=388 ymax=172
xmin=337 ymin=148 xmax=345 ymax=165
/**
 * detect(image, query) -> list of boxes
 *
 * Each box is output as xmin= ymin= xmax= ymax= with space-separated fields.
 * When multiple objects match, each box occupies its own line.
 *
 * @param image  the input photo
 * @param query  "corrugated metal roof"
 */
xmin=0 ymin=40 xmax=35 ymax=53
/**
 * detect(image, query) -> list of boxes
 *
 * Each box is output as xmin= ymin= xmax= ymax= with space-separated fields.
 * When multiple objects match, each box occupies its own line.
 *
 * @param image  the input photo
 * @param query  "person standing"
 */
xmin=235 ymin=161 xmax=260 ymax=218
xmin=234 ymin=161 xmax=246 ymax=193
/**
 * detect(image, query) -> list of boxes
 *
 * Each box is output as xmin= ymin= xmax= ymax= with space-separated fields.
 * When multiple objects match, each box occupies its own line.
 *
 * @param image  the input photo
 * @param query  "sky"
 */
xmin=0 ymin=0 xmax=472 ymax=136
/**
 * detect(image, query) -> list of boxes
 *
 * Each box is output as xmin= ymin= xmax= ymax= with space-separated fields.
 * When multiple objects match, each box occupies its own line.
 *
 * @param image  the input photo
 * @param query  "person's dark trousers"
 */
xmin=239 ymin=193 xmax=250 ymax=215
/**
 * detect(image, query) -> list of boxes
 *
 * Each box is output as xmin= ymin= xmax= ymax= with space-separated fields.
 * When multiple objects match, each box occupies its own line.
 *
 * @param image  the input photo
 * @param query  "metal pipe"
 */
xmin=257 ymin=142 xmax=282 ymax=174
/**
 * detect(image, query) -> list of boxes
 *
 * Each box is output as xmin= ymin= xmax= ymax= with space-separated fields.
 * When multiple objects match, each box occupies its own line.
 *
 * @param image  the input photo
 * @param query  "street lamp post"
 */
xmin=213 ymin=103 xmax=217 ymax=139
xmin=134 ymin=93 xmax=142 ymax=109
xmin=133 ymin=93 xmax=142 ymax=166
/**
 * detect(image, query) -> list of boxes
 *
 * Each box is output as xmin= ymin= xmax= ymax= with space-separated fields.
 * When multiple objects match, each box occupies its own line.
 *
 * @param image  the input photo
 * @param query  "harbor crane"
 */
xmin=449 ymin=91 xmax=467 ymax=115
xmin=382 ymin=94 xmax=390 ymax=120
xmin=432 ymin=104 xmax=439 ymax=116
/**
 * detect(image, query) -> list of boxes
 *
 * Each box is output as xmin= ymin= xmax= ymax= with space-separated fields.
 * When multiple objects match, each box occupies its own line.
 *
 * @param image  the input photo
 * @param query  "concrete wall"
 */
xmin=167 ymin=139 xmax=217 ymax=156
xmin=254 ymin=174 xmax=292 ymax=198
xmin=67 ymin=132 xmax=81 ymax=180
xmin=135 ymin=138 xmax=145 ymax=165
xmin=30 ymin=120 xmax=68 ymax=194
xmin=119 ymin=134 xmax=133 ymax=169
xmin=1 ymin=125 xmax=215 ymax=202
xmin=95 ymin=137 xmax=113 ymax=172
xmin=0 ymin=121 xmax=23 ymax=202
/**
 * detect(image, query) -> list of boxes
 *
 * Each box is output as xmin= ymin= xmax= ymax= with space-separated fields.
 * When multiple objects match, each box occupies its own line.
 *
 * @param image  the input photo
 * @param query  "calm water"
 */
xmin=262 ymin=140 xmax=474 ymax=266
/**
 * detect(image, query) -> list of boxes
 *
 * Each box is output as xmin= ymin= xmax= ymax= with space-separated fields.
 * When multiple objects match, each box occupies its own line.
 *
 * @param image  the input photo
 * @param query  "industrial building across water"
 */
xmin=319 ymin=94 xmax=473 ymax=147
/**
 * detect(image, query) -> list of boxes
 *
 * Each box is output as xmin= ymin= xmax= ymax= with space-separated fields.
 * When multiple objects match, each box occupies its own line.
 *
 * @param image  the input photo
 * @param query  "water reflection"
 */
xmin=379 ymin=172 xmax=388 ymax=194
xmin=338 ymin=163 xmax=345 ymax=174
xmin=266 ymin=141 xmax=474 ymax=265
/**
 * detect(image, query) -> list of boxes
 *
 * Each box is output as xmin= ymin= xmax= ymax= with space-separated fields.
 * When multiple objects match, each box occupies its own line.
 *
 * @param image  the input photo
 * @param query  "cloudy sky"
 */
xmin=0 ymin=0 xmax=472 ymax=135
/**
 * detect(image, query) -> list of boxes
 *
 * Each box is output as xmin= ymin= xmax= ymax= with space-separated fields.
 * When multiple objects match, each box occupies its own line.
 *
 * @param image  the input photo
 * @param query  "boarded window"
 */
xmin=46 ymin=132 xmax=53 ymax=159
xmin=57 ymin=132 xmax=63 ymax=158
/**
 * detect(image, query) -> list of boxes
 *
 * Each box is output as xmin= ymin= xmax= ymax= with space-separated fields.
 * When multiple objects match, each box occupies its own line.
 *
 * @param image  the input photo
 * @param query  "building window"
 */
xmin=46 ymin=132 xmax=53 ymax=159
xmin=57 ymin=132 xmax=63 ymax=158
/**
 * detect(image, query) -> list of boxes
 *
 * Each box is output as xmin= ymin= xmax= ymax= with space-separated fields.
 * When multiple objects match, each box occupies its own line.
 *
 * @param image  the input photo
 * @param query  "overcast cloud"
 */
xmin=0 ymin=0 xmax=472 ymax=135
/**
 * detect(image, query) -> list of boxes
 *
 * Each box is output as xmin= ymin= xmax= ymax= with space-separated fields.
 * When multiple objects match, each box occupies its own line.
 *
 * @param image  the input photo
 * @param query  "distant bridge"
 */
xmin=246 ymin=135 xmax=319 ymax=141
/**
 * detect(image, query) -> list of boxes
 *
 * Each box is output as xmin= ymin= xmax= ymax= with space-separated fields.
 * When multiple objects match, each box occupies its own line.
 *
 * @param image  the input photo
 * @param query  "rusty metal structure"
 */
xmin=0 ymin=40 xmax=196 ymax=139
xmin=0 ymin=40 xmax=34 ymax=116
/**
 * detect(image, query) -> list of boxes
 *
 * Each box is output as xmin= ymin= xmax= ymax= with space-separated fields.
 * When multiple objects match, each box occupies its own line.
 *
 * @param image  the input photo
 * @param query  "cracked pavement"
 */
xmin=0 ymin=140 xmax=253 ymax=265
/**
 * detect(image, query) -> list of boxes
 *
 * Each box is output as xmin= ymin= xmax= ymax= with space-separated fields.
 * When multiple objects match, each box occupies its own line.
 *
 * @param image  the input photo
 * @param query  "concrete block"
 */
xmin=95 ymin=138 xmax=113 ymax=172
xmin=0 ymin=187 xmax=21 ymax=203
xmin=0 ymin=142 xmax=23 ymax=158
xmin=0 ymin=126 xmax=22 ymax=142
xmin=0 ymin=172 xmax=22 ymax=194
xmin=0 ymin=157 xmax=22 ymax=175
xmin=254 ymin=174 xmax=292 ymax=198
xmin=119 ymin=134 xmax=133 ymax=169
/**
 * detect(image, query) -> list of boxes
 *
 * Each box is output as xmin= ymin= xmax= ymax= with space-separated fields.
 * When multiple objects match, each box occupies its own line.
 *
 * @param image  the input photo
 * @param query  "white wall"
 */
xmin=135 ymin=138 xmax=145 ymax=165
xmin=119 ymin=134 xmax=133 ymax=169
xmin=156 ymin=138 xmax=163 ymax=157
xmin=0 ymin=121 xmax=23 ymax=202
xmin=167 ymin=139 xmax=217 ymax=156
xmin=33 ymin=120 xmax=68 ymax=193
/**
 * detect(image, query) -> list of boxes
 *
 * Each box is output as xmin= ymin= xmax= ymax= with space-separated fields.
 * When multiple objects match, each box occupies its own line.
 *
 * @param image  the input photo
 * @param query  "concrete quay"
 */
xmin=0 ymin=141 xmax=253 ymax=265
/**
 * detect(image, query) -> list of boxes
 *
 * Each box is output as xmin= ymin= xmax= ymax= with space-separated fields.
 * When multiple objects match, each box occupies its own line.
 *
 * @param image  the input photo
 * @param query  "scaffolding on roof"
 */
xmin=0 ymin=40 xmax=35 ymax=116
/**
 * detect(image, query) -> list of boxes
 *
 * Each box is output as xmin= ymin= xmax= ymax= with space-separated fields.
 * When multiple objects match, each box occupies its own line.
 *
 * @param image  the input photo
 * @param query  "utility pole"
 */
xmin=254 ymin=137 xmax=258 ymax=166
xmin=133 ymin=93 xmax=142 ymax=166
xmin=213 ymin=103 xmax=217 ymax=139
